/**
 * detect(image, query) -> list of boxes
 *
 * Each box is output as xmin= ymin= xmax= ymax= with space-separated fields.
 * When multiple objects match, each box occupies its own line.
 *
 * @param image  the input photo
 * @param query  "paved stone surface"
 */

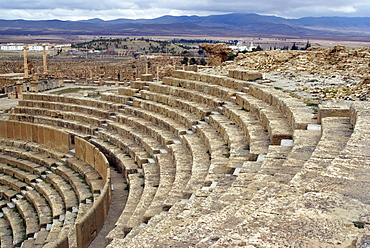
xmin=88 ymin=166 xmax=128 ymax=248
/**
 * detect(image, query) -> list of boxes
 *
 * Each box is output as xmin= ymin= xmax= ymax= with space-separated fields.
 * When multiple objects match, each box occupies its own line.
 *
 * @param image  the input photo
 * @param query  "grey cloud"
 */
xmin=0 ymin=0 xmax=369 ymax=20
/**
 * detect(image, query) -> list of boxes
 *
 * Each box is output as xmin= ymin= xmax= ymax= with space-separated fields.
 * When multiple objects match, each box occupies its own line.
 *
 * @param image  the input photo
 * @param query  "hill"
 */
xmin=0 ymin=13 xmax=370 ymax=40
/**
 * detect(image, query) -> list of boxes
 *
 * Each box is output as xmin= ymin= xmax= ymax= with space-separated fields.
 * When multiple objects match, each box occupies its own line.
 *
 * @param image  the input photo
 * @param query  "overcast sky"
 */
xmin=1 ymin=0 xmax=369 ymax=20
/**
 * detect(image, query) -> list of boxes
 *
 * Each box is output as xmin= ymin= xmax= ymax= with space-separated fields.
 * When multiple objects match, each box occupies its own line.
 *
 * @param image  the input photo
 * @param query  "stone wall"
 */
xmin=0 ymin=120 xmax=71 ymax=152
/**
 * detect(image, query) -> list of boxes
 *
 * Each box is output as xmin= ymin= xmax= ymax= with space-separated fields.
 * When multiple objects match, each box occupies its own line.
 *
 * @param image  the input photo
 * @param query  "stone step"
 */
xmin=96 ymin=129 xmax=151 ymax=167
xmin=116 ymin=114 xmax=178 ymax=147
xmin=23 ymin=93 xmax=126 ymax=112
xmin=142 ymin=153 xmax=176 ymax=222
xmin=140 ymin=90 xmax=214 ymax=120
xmin=2 ymin=206 xmax=26 ymax=247
xmin=132 ymin=98 xmax=199 ymax=129
xmin=149 ymin=83 xmax=225 ymax=109
xmin=55 ymin=164 xmax=92 ymax=203
xmin=10 ymin=113 xmax=98 ymax=135
xmin=18 ymin=99 xmax=114 ymax=119
xmin=236 ymin=92 xmax=293 ymax=145
xmin=14 ymin=198 xmax=39 ymax=238
xmin=0 ymin=216 xmax=13 ymax=248
xmin=105 ymin=173 xmax=144 ymax=243
xmin=165 ymin=77 xmax=239 ymax=102
xmin=120 ymin=161 xmax=159 ymax=233
xmin=222 ymin=104 xmax=270 ymax=160
xmin=124 ymin=106 xmax=188 ymax=136
xmin=23 ymin=189 xmax=52 ymax=228
xmin=13 ymin=106 xmax=104 ymax=127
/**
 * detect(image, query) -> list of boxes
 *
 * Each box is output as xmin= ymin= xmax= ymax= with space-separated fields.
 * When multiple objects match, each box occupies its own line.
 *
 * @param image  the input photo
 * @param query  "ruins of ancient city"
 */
xmin=0 ymin=37 xmax=369 ymax=248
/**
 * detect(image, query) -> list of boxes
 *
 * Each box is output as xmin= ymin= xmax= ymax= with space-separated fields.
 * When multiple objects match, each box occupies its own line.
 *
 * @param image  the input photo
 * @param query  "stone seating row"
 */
xmin=0 ymin=142 xmax=96 ymax=204
xmin=130 ymin=88 xmax=231 ymax=197
xmin=12 ymin=106 xmax=104 ymax=128
xmin=0 ymin=135 xmax=108 ymax=248
xmin=171 ymin=70 xmax=317 ymax=130
xmin=106 ymin=117 xmax=187 ymax=224
xmin=102 ymin=105 xmax=213 ymax=242
xmin=115 ymin=109 xmax=204 ymax=210
xmin=199 ymin=116 xmax=358 ymax=247
xmin=139 ymin=90 xmax=214 ymax=120
xmin=105 ymin=83 xmax=268 ymax=244
xmin=149 ymin=83 xmax=225 ymax=109
xmin=139 ymin=111 xmax=351 ymax=246
xmin=116 ymin=114 xmax=349 ymax=247
xmin=23 ymin=93 xmax=125 ymax=112
xmin=100 ymin=75 xmax=279 ymax=244
xmin=2 ymin=200 xmax=25 ymax=247
xmin=236 ymin=92 xmax=294 ymax=145
xmin=19 ymin=100 xmax=113 ymax=120
xmin=124 ymin=93 xmax=226 ymax=201
xmin=0 ymin=120 xmax=113 ymax=248
xmin=168 ymin=70 xmax=318 ymax=145
xmin=90 ymin=127 xmax=171 ymax=238
xmin=0 ymin=214 xmax=13 ymax=248
xmin=9 ymin=69 xmax=346 ymax=247
xmin=10 ymin=114 xmax=97 ymax=136
xmin=8 ymin=85 xmax=258 ymax=246
xmin=171 ymin=70 xmax=253 ymax=91
xmin=100 ymin=92 xmax=132 ymax=105
xmin=0 ymin=150 xmax=80 ymax=247
xmin=163 ymin=77 xmax=239 ymax=103
xmin=134 ymin=88 xmax=271 ymax=178
xmin=102 ymin=69 xmax=334 ymax=247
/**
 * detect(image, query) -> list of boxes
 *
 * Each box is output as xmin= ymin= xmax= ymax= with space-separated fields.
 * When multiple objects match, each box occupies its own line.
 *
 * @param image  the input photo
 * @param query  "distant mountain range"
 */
xmin=1 ymin=13 xmax=370 ymax=40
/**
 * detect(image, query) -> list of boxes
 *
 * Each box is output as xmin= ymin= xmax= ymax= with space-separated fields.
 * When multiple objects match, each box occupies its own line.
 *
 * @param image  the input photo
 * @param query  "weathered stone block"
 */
xmin=131 ymin=81 xmax=148 ymax=90
xmin=118 ymin=87 xmax=139 ymax=96
xmin=0 ymin=120 xmax=7 ymax=138
xmin=318 ymin=104 xmax=350 ymax=123
xmin=184 ymin=65 xmax=198 ymax=73
xmin=140 ymin=74 xmax=153 ymax=81
xmin=6 ymin=121 xmax=15 ymax=139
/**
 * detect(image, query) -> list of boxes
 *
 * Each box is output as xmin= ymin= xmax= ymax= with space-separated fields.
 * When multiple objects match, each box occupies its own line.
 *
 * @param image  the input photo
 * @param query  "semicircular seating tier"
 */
xmin=3 ymin=68 xmax=370 ymax=248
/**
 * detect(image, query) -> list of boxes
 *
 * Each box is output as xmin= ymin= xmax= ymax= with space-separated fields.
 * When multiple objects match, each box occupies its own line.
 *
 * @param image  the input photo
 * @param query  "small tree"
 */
xmin=199 ymin=58 xmax=207 ymax=66
xmin=181 ymin=57 xmax=189 ymax=65
xmin=189 ymin=58 xmax=197 ymax=65
xmin=252 ymin=45 xmax=263 ymax=52
xmin=304 ymin=40 xmax=311 ymax=50
xmin=291 ymin=43 xmax=298 ymax=50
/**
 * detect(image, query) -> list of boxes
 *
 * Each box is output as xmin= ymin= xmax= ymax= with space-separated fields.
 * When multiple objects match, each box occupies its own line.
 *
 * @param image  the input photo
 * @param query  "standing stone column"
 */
xmin=42 ymin=45 xmax=48 ymax=75
xmin=23 ymin=46 xmax=29 ymax=79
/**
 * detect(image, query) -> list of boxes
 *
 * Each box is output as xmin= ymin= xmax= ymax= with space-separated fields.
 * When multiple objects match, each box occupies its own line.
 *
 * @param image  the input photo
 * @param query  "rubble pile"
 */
xmin=232 ymin=45 xmax=370 ymax=77
xmin=301 ymin=75 xmax=370 ymax=101
xmin=221 ymin=45 xmax=370 ymax=101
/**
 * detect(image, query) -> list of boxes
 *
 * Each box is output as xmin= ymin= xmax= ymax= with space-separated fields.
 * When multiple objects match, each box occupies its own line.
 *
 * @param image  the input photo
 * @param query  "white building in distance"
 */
xmin=0 ymin=44 xmax=49 ymax=51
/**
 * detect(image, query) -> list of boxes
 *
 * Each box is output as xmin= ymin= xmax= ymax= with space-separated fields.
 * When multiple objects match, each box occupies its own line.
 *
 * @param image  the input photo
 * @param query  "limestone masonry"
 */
xmin=0 ymin=46 xmax=369 ymax=247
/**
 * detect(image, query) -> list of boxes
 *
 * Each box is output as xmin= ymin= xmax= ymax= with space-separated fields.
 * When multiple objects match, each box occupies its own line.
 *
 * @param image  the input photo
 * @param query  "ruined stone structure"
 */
xmin=0 ymin=67 xmax=369 ymax=247
xmin=200 ymin=43 xmax=232 ymax=66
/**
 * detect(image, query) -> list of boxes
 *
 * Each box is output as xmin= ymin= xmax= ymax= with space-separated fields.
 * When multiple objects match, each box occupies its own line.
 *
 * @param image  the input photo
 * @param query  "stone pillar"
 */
xmin=23 ymin=46 xmax=29 ymax=79
xmin=42 ymin=45 xmax=47 ymax=75
xmin=156 ymin=65 xmax=159 ymax=81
